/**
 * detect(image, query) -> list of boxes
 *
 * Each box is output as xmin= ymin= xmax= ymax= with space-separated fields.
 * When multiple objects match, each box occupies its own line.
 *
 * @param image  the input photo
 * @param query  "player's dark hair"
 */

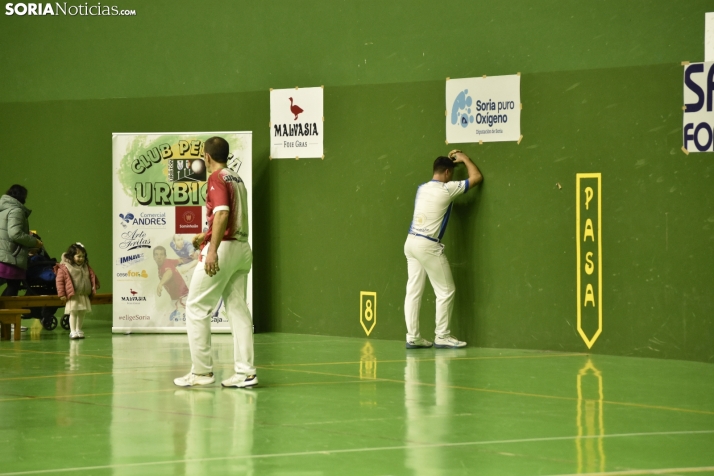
xmin=65 ymin=243 xmax=88 ymax=265
xmin=433 ymin=156 xmax=456 ymax=174
xmin=204 ymin=136 xmax=229 ymax=163
xmin=153 ymin=246 xmax=166 ymax=255
xmin=5 ymin=184 xmax=28 ymax=204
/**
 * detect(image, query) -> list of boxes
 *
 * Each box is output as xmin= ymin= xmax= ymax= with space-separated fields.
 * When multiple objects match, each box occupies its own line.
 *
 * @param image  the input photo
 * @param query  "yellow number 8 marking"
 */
xmin=365 ymin=300 xmax=373 ymax=321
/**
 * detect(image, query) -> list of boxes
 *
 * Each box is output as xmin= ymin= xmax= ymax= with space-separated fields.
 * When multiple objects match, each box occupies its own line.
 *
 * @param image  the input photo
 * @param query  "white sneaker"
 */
xmin=434 ymin=335 xmax=467 ymax=348
xmin=69 ymin=332 xmax=81 ymax=340
xmin=221 ymin=374 xmax=258 ymax=388
xmin=406 ymin=337 xmax=433 ymax=349
xmin=173 ymin=372 xmax=215 ymax=387
xmin=76 ymin=331 xmax=85 ymax=339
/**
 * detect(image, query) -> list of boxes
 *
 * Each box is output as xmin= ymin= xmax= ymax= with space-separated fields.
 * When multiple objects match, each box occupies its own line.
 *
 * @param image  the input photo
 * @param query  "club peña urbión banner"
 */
xmin=112 ymin=132 xmax=252 ymax=334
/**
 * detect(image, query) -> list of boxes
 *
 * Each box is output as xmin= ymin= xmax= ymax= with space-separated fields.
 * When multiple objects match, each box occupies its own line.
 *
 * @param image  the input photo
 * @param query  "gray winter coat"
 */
xmin=0 ymin=194 xmax=40 ymax=270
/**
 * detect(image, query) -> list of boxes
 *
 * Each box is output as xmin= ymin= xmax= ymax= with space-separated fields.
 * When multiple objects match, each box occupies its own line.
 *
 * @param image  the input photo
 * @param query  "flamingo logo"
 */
xmin=289 ymin=97 xmax=304 ymax=120
xmin=130 ymin=289 xmax=138 ymax=296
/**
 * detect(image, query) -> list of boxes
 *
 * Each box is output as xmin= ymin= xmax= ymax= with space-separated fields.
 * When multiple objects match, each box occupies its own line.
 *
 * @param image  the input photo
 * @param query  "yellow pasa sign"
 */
xmin=360 ymin=291 xmax=377 ymax=336
xmin=576 ymin=173 xmax=602 ymax=349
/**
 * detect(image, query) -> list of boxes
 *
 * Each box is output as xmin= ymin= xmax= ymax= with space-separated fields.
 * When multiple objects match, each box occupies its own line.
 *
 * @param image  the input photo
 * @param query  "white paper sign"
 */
xmin=446 ymin=75 xmax=521 ymax=144
xmin=683 ymin=62 xmax=714 ymax=153
xmin=270 ymin=87 xmax=324 ymax=159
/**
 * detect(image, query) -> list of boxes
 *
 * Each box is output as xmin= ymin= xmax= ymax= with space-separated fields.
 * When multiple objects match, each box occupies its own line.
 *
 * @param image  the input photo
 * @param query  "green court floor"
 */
xmin=1 ymin=320 xmax=713 ymax=475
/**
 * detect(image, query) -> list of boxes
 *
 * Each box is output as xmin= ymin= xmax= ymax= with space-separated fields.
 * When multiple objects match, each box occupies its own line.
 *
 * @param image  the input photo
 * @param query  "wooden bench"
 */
xmin=0 ymin=293 xmax=113 ymax=310
xmin=0 ymin=309 xmax=31 ymax=341
xmin=0 ymin=294 xmax=113 ymax=338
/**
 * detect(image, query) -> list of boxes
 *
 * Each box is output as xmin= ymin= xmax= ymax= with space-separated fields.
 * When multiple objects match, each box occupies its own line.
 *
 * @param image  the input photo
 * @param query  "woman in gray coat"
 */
xmin=0 ymin=185 xmax=43 ymax=296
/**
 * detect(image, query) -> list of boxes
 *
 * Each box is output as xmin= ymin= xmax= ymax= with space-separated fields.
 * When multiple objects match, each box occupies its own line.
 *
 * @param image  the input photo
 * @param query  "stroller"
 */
xmin=19 ymin=237 xmax=70 ymax=331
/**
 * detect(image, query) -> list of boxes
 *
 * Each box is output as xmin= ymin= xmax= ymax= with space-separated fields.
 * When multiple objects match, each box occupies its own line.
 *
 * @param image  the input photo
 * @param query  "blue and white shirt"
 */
xmin=408 ymin=179 xmax=469 ymax=241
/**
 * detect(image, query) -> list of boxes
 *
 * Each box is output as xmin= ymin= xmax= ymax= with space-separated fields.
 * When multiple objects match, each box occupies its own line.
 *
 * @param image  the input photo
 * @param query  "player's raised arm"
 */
xmin=449 ymin=150 xmax=482 ymax=186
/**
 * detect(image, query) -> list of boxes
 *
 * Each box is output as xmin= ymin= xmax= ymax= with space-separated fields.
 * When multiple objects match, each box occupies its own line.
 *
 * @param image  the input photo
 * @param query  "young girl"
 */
xmin=54 ymin=243 xmax=100 ymax=339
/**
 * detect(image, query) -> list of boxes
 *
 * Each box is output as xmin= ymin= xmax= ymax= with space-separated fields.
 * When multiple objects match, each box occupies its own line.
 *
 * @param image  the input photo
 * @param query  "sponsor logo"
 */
xmin=289 ymin=97 xmax=304 ymax=120
xmin=119 ymin=230 xmax=151 ymax=250
xmin=118 ymin=314 xmax=151 ymax=321
xmin=445 ymin=76 xmax=520 ymax=144
xmin=413 ymin=213 xmax=426 ymax=227
xmin=116 ymin=269 xmax=148 ymax=279
xmin=450 ymin=88 xmax=514 ymax=129
xmin=116 ymin=252 xmax=146 ymax=266
xmin=273 ymin=101 xmax=319 ymax=147
xmin=121 ymin=288 xmax=147 ymax=304
xmin=273 ymin=123 xmax=319 ymax=138
xmin=175 ymin=206 xmax=202 ymax=234
xmin=272 ymin=97 xmax=318 ymax=140
xmin=451 ymin=89 xmax=474 ymax=128
xmin=167 ymin=159 xmax=206 ymax=182
xmin=169 ymin=310 xmax=186 ymax=322
xmin=683 ymin=62 xmax=714 ymax=152
xmin=119 ymin=212 xmax=134 ymax=228
xmin=222 ymin=174 xmax=243 ymax=184
xmin=118 ymin=212 xmax=167 ymax=228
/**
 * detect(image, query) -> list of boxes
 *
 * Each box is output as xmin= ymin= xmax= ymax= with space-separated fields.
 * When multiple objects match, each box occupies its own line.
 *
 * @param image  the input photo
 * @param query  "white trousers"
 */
xmin=185 ymin=240 xmax=255 ymax=376
xmin=403 ymin=234 xmax=455 ymax=340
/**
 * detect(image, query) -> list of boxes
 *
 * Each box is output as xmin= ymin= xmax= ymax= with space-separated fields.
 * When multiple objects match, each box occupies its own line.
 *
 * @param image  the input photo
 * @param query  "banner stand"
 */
xmin=112 ymin=132 xmax=252 ymax=334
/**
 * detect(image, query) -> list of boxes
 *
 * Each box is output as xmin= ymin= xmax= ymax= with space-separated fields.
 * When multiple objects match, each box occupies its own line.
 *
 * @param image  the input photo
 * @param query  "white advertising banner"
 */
xmin=112 ymin=132 xmax=252 ymax=333
xmin=683 ymin=61 xmax=714 ymax=153
xmin=446 ymin=74 xmax=521 ymax=144
xmin=270 ymin=86 xmax=324 ymax=159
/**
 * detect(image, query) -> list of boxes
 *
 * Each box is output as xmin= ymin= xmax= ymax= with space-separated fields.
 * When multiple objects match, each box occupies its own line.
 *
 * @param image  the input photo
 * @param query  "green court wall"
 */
xmin=0 ymin=1 xmax=712 ymax=362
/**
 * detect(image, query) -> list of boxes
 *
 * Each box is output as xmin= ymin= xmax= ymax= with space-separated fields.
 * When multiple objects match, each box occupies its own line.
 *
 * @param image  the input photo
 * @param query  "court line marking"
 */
xmin=1 ymin=430 xmax=712 ymax=476
xmin=0 ymin=349 xmax=115 ymax=359
xmin=0 ymin=366 xmax=186 ymax=382
xmin=0 ymin=352 xmax=585 ymax=382
xmin=544 ymin=467 xmax=714 ymax=476
xmin=262 ymin=366 xmax=714 ymax=416
xmin=0 ymin=380 xmax=367 ymax=403
xmin=2 ymin=362 xmax=712 ymax=417
xmin=258 ymin=352 xmax=587 ymax=368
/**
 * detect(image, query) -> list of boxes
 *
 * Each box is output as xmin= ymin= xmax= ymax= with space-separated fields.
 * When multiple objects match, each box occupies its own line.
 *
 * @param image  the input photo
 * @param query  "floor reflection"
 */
xmin=173 ymin=388 xmax=257 ymax=475
xmin=576 ymin=359 xmax=606 ymax=474
xmin=360 ymin=342 xmax=378 ymax=409
xmin=109 ymin=334 xmax=257 ymax=474
xmin=404 ymin=350 xmax=466 ymax=476
xmin=65 ymin=339 xmax=80 ymax=371
xmin=29 ymin=318 xmax=44 ymax=340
